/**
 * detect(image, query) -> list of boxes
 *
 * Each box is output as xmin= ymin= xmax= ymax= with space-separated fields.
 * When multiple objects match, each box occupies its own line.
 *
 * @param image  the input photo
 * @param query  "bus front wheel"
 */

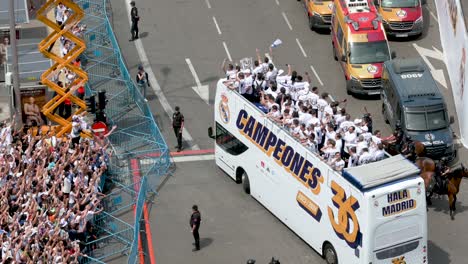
xmin=323 ymin=243 xmax=338 ymax=264
xmin=242 ymin=172 xmax=250 ymax=194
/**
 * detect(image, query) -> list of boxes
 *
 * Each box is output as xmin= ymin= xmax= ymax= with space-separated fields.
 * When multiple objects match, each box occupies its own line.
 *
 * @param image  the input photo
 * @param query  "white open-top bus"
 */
xmin=209 ymin=79 xmax=428 ymax=264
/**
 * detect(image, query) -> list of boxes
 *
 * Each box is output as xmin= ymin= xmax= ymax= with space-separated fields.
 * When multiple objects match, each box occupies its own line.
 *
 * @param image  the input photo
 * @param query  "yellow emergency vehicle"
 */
xmin=331 ymin=0 xmax=394 ymax=95
xmin=301 ymin=0 xmax=334 ymax=30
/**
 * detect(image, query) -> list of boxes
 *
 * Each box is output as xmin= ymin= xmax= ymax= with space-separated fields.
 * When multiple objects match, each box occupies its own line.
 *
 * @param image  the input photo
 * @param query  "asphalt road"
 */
xmin=109 ymin=0 xmax=468 ymax=263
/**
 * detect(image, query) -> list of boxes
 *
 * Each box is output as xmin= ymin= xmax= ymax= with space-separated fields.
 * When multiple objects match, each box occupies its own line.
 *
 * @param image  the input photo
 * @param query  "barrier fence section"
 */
xmin=74 ymin=0 xmax=171 ymax=262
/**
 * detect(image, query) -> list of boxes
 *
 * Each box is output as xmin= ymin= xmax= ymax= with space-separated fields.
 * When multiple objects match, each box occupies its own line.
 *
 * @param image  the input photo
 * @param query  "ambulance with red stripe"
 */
xmin=301 ymin=0 xmax=334 ymax=31
xmin=374 ymin=0 xmax=424 ymax=38
xmin=331 ymin=0 xmax=394 ymax=96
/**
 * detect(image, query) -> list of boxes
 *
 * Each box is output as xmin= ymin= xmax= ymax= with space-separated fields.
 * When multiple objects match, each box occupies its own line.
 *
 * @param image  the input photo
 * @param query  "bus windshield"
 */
xmin=405 ymin=110 xmax=448 ymax=131
xmin=381 ymin=0 xmax=419 ymax=8
xmin=349 ymin=41 xmax=390 ymax=64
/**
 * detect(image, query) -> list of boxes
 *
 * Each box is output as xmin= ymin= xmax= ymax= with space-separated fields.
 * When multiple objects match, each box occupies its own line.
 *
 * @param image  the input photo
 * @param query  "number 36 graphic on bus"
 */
xmin=327 ymin=180 xmax=362 ymax=249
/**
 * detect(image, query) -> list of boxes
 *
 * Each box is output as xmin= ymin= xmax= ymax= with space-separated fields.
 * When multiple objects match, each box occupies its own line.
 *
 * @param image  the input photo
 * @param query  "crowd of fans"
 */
xmin=222 ymin=49 xmax=388 ymax=172
xmin=0 ymin=113 xmax=109 ymax=263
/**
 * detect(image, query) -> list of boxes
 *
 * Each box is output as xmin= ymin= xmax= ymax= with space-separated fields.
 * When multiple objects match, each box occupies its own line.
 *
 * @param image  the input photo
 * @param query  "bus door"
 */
xmin=214 ymin=121 xmax=236 ymax=176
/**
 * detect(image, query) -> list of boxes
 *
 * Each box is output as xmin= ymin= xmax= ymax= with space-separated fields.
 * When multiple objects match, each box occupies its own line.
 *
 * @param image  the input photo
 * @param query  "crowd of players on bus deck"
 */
xmin=221 ymin=48 xmax=418 ymax=172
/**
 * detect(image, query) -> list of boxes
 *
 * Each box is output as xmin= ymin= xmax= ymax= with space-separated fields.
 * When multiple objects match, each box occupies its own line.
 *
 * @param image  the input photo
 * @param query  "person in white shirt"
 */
xmin=324 ymin=124 xmax=336 ymax=145
xmin=265 ymin=64 xmax=278 ymax=82
xmin=358 ymin=148 xmax=373 ymax=165
xmin=281 ymin=108 xmax=293 ymax=127
xmin=55 ymin=2 xmax=67 ymax=25
xmin=321 ymin=139 xmax=339 ymax=162
xmin=267 ymin=105 xmax=282 ymax=120
xmin=316 ymin=92 xmax=329 ymax=120
xmin=347 ymin=146 xmax=359 ymax=168
xmin=290 ymin=119 xmax=301 ymax=136
xmin=329 ymin=152 xmax=345 ymax=171
xmin=222 ymin=59 xmax=237 ymax=80
xmin=253 ymin=72 xmax=267 ymax=91
xmin=304 ymin=133 xmax=318 ymax=153
xmin=252 ymin=60 xmax=264 ymax=77
xmin=335 ymin=108 xmax=347 ymax=126
xmin=371 ymin=130 xmax=382 ymax=145
xmin=264 ymin=81 xmax=278 ymax=99
xmin=256 ymin=48 xmax=272 ymax=74
xmin=356 ymin=135 xmax=368 ymax=155
xmin=344 ymin=126 xmax=357 ymax=148
xmin=353 ymin=119 xmax=363 ymax=134
xmin=372 ymin=143 xmax=386 ymax=162
xmin=339 ymin=114 xmax=354 ymax=132
xmin=298 ymin=106 xmax=313 ymax=125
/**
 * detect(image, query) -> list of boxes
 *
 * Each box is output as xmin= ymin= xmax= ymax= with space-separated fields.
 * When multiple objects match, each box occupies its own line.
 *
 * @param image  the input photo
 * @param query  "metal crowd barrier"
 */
xmin=72 ymin=0 xmax=171 ymax=262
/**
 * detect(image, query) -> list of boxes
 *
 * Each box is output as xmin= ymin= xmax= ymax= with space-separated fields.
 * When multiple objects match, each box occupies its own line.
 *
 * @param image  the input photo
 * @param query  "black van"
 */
xmin=381 ymin=58 xmax=456 ymax=160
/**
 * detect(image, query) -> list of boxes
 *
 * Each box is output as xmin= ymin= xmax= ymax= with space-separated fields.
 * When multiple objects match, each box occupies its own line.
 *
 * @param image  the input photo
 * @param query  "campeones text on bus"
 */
xmin=236 ymin=109 xmax=324 ymax=195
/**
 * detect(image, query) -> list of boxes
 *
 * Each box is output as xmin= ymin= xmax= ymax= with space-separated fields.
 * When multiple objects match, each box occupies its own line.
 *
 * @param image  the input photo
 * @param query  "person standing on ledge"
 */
xmin=172 ymin=106 xmax=184 ymax=152
xmin=190 ymin=205 xmax=201 ymax=251
xmin=129 ymin=1 xmax=140 ymax=41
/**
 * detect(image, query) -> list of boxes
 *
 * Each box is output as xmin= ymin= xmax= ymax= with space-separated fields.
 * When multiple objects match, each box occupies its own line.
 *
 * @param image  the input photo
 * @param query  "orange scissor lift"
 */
xmin=36 ymin=0 xmax=90 ymax=137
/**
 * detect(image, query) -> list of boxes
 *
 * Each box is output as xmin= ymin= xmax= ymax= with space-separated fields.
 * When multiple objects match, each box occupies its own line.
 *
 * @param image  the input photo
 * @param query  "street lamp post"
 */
xmin=9 ymin=0 xmax=23 ymax=125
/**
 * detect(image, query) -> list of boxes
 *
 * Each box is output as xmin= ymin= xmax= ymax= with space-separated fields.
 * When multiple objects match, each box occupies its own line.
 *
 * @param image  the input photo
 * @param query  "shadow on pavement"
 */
xmin=200 ymin=237 xmax=213 ymax=249
xmin=428 ymin=240 xmax=451 ymax=264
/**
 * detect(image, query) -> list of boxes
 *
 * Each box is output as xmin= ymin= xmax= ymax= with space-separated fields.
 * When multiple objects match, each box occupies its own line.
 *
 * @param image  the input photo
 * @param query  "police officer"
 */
xmin=402 ymin=135 xmax=416 ymax=162
xmin=190 ymin=205 xmax=201 ymax=251
xmin=435 ymin=157 xmax=451 ymax=192
xmin=129 ymin=1 xmax=139 ymax=41
xmin=172 ymin=106 xmax=184 ymax=152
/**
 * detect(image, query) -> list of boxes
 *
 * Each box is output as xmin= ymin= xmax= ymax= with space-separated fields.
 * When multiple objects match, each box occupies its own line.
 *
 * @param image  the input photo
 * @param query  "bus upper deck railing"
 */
xmin=218 ymin=79 xmax=392 ymax=170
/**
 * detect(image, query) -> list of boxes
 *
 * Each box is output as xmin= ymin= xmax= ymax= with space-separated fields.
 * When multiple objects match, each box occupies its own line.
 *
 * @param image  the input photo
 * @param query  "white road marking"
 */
xmin=282 ymin=12 xmax=293 ymax=31
xmin=412 ymin=43 xmax=448 ymax=89
xmin=205 ymin=0 xmax=212 ymax=9
xmin=140 ymin=154 xmax=215 ymax=164
xmin=186 ymin=58 xmax=210 ymax=104
xmin=275 ymin=0 xmax=280 ymax=6
xmin=328 ymin=95 xmax=336 ymax=102
xmin=310 ymin=65 xmax=324 ymax=86
xmin=426 ymin=6 xmax=438 ymax=22
xmin=223 ymin=41 xmax=233 ymax=62
xmin=212 ymin=16 xmax=222 ymax=35
xmin=125 ymin=1 xmax=200 ymax=150
xmin=296 ymin=38 xmax=307 ymax=58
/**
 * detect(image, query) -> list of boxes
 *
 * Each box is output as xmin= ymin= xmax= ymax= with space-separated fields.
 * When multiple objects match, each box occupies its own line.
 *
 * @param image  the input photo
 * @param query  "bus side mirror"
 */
xmin=450 ymin=115 xmax=455 ymax=124
xmin=208 ymin=127 xmax=215 ymax=139
xmin=391 ymin=51 xmax=397 ymax=59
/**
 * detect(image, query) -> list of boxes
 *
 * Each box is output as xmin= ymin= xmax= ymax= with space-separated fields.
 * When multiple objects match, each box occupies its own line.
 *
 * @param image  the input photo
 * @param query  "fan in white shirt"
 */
xmin=344 ymin=126 xmax=357 ymax=148
xmin=267 ymin=105 xmax=282 ymax=120
xmin=329 ymin=152 xmax=345 ymax=171
xmin=339 ymin=114 xmax=354 ymax=132
xmin=358 ymin=148 xmax=373 ymax=165
xmin=298 ymin=107 xmax=313 ymax=125
xmin=356 ymin=135 xmax=368 ymax=155
xmin=372 ymin=143 xmax=386 ymax=162
xmin=316 ymin=92 xmax=329 ymax=120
